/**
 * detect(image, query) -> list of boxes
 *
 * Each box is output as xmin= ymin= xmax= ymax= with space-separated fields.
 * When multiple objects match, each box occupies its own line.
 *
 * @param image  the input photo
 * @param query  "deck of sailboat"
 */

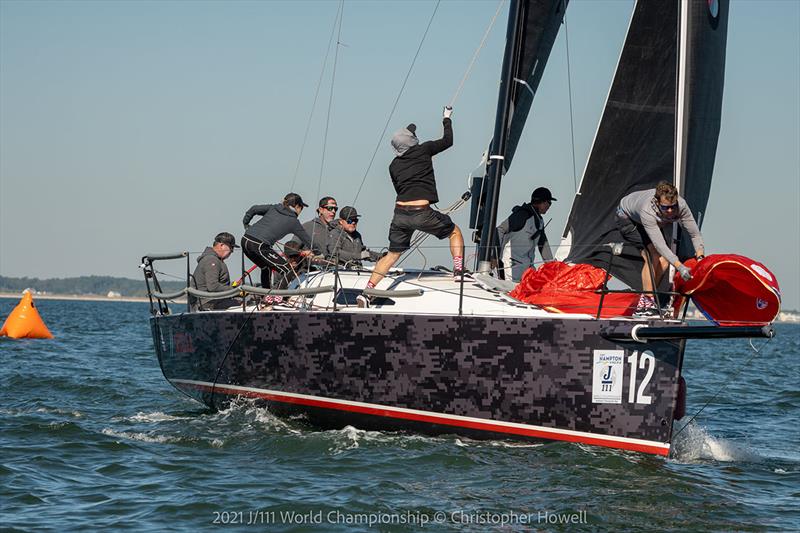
xmin=197 ymin=268 xmax=670 ymax=321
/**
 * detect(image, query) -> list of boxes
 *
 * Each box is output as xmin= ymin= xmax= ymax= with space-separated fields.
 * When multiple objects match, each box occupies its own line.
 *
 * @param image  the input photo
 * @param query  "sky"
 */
xmin=1 ymin=0 xmax=798 ymax=309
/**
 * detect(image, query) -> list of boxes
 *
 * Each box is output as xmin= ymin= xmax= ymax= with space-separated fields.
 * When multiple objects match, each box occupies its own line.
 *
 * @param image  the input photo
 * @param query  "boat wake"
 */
xmin=670 ymin=423 xmax=760 ymax=463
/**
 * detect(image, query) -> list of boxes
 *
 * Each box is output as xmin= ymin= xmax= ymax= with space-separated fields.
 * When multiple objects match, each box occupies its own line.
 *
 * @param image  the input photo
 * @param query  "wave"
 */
xmin=670 ymin=423 xmax=760 ymax=463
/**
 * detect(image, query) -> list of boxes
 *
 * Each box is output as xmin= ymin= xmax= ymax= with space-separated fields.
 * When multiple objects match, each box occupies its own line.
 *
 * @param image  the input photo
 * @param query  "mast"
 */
xmin=476 ymin=0 xmax=526 ymax=273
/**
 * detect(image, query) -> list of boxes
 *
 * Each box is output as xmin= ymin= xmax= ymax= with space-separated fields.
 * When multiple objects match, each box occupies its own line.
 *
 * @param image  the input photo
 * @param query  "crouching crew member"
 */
xmin=358 ymin=106 xmax=464 ymax=308
xmin=191 ymin=232 xmax=240 ymax=311
xmin=327 ymin=206 xmax=382 ymax=266
xmin=616 ymin=181 xmax=706 ymax=317
xmin=242 ymin=193 xmax=313 ymax=294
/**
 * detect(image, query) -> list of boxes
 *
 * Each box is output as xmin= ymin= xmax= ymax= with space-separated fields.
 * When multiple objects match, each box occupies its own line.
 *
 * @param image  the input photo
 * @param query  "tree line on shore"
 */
xmin=0 ymin=275 xmax=184 ymax=297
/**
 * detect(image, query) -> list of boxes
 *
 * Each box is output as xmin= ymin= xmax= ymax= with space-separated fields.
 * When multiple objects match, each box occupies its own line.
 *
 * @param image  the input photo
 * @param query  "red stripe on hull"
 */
xmin=176 ymin=381 xmax=669 ymax=456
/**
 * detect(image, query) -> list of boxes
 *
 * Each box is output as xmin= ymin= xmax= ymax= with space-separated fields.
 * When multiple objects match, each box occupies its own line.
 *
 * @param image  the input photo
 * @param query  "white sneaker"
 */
xmin=356 ymin=294 xmax=371 ymax=308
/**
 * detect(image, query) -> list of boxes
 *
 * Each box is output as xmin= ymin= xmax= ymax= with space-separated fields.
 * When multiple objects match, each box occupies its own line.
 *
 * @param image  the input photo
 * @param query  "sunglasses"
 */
xmin=321 ymin=206 xmax=338 ymax=213
xmin=658 ymin=203 xmax=678 ymax=212
xmin=346 ymin=218 xmax=359 ymax=224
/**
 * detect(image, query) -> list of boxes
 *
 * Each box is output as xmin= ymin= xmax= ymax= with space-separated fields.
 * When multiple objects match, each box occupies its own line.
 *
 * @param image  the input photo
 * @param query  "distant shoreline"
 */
xmin=0 ymin=292 xmax=161 ymax=304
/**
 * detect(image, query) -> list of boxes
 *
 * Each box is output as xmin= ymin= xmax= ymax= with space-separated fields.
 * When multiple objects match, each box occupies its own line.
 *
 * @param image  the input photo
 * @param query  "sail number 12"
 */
xmin=592 ymin=349 xmax=655 ymax=405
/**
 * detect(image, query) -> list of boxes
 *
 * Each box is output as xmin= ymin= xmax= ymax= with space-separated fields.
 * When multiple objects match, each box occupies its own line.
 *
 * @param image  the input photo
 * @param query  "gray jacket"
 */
xmin=327 ymin=225 xmax=379 ymax=266
xmin=617 ymin=188 xmax=704 ymax=265
xmin=287 ymin=217 xmax=336 ymax=256
xmin=243 ymin=203 xmax=312 ymax=248
xmin=496 ymin=204 xmax=553 ymax=282
xmin=191 ymin=247 xmax=231 ymax=310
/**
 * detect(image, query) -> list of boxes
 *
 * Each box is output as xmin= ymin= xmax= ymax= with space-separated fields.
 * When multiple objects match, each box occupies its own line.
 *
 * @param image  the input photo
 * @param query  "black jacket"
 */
xmin=389 ymin=118 xmax=453 ymax=204
xmin=243 ymin=203 xmax=312 ymax=247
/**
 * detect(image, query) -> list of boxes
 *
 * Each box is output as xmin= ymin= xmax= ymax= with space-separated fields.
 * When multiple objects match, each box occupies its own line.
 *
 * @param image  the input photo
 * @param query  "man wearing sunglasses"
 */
xmin=286 ymin=196 xmax=338 ymax=260
xmin=616 ymin=181 xmax=705 ymax=317
xmin=327 ymin=206 xmax=382 ymax=267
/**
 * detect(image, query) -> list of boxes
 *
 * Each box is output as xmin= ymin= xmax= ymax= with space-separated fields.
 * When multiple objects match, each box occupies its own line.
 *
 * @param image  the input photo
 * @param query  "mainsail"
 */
xmin=559 ymin=0 xmax=728 ymax=290
xmin=470 ymin=0 xmax=568 ymax=259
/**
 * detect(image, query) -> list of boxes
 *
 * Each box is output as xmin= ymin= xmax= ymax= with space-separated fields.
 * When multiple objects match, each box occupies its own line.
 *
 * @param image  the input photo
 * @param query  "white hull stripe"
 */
xmin=171 ymin=379 xmax=670 ymax=455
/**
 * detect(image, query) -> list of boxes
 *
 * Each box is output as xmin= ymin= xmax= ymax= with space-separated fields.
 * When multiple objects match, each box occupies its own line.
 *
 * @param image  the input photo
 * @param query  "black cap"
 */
xmin=284 ymin=192 xmax=309 ymax=208
xmin=406 ymin=123 xmax=417 ymax=135
xmin=214 ymin=232 xmax=239 ymax=248
xmin=339 ymin=206 xmax=360 ymax=220
xmin=531 ymin=187 xmax=556 ymax=203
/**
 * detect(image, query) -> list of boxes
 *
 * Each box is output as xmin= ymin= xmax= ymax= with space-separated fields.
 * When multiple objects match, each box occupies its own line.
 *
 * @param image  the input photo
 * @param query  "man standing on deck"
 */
xmin=616 ymin=181 xmax=706 ymax=317
xmin=357 ymin=106 xmax=464 ymax=308
xmin=495 ymin=187 xmax=556 ymax=282
xmin=190 ymin=232 xmax=240 ymax=311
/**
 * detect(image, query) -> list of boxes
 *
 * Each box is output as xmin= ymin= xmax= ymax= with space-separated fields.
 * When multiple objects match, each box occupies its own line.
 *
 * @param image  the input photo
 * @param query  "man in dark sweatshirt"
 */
xmin=191 ymin=232 xmax=239 ymax=311
xmin=242 ymin=193 xmax=313 ymax=294
xmin=357 ymin=106 xmax=464 ymax=308
xmin=495 ymin=187 xmax=556 ymax=282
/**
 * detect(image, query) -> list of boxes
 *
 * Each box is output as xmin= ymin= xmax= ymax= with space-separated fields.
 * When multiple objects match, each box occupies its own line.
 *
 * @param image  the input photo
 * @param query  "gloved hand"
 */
xmin=443 ymin=105 xmax=453 ymax=119
xmin=360 ymin=250 xmax=371 ymax=260
xmin=368 ymin=250 xmax=383 ymax=262
xmin=677 ymin=264 xmax=692 ymax=281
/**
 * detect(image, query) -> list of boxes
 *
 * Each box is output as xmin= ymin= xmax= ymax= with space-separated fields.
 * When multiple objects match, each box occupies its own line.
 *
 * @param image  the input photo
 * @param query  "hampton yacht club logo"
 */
xmin=592 ymin=350 xmax=624 ymax=404
xmin=756 ymin=298 xmax=768 ymax=310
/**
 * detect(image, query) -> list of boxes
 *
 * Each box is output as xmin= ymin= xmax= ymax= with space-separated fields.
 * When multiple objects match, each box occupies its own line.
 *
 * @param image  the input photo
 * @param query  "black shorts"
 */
xmin=388 ymin=205 xmax=456 ymax=253
xmin=615 ymin=215 xmax=651 ymax=250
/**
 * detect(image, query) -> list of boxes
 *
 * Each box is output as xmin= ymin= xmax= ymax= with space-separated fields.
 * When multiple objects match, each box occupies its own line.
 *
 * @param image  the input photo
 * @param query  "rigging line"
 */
xmin=290 ymin=1 xmax=343 ymax=191
xmin=307 ymin=0 xmax=345 ymax=277
xmin=671 ymin=336 xmax=773 ymax=441
xmin=348 ymin=0 xmax=441 ymax=210
xmin=564 ymin=14 xmax=578 ymax=193
xmin=319 ymin=0 xmax=441 ymax=279
xmin=449 ymin=0 xmax=506 ymax=107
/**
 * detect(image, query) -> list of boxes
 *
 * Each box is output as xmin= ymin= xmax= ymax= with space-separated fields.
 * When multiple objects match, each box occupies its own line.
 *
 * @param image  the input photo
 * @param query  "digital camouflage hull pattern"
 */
xmin=151 ymin=312 xmax=685 ymax=455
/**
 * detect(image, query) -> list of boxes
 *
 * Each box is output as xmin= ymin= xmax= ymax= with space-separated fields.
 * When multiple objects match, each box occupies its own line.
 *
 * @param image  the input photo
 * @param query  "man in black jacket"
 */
xmin=358 ymin=106 xmax=464 ymax=308
xmin=495 ymin=187 xmax=555 ymax=281
xmin=327 ymin=206 xmax=381 ymax=267
xmin=190 ymin=232 xmax=240 ymax=310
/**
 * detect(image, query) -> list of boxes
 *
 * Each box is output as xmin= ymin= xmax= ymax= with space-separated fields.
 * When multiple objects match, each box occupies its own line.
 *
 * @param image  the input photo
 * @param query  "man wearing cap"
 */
xmin=495 ymin=187 xmax=556 ymax=282
xmin=242 ymin=193 xmax=313 ymax=298
xmin=358 ymin=106 xmax=464 ymax=308
xmin=286 ymin=196 xmax=338 ymax=259
xmin=191 ymin=232 xmax=240 ymax=311
xmin=327 ymin=206 xmax=382 ymax=267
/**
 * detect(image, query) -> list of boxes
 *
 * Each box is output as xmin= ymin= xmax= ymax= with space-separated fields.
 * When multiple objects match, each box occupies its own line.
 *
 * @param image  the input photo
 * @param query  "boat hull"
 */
xmin=151 ymin=312 xmax=684 ymax=456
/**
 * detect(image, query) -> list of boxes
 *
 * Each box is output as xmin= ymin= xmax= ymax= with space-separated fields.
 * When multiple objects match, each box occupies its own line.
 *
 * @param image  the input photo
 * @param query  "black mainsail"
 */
xmin=470 ymin=0 xmax=568 ymax=267
xmin=559 ymin=0 xmax=728 ymax=289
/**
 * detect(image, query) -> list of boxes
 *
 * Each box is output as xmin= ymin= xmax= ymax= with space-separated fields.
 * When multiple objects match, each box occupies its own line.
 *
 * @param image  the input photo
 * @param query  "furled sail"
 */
xmin=559 ymin=0 xmax=728 ymax=289
xmin=470 ymin=0 xmax=568 ymax=238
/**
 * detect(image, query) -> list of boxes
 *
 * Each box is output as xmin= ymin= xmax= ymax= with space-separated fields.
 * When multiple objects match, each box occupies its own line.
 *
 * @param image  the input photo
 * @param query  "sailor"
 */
xmin=616 ymin=181 xmax=705 ymax=317
xmin=190 ymin=232 xmax=240 ymax=311
xmin=327 ymin=206 xmax=382 ymax=267
xmin=242 ymin=193 xmax=314 ymax=298
xmin=495 ymin=187 xmax=556 ymax=282
xmin=357 ymin=106 xmax=464 ymax=308
xmin=286 ymin=196 xmax=339 ymax=258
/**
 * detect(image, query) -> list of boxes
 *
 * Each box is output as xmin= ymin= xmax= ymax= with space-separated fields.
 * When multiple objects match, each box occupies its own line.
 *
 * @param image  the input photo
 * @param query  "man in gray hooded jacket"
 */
xmin=191 ymin=232 xmax=239 ymax=311
xmin=495 ymin=187 xmax=556 ymax=282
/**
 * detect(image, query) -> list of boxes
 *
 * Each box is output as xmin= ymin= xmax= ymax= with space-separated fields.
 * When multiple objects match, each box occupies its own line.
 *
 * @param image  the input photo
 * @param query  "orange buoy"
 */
xmin=0 ymin=292 xmax=54 ymax=339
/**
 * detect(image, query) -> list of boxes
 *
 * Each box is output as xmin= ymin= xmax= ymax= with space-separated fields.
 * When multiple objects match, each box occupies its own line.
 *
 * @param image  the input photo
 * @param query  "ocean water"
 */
xmin=1 ymin=297 xmax=798 ymax=532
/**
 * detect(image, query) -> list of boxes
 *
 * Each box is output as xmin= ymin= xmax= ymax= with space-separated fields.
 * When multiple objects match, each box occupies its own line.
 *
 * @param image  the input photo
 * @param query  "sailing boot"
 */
xmin=633 ymin=294 xmax=660 ymax=318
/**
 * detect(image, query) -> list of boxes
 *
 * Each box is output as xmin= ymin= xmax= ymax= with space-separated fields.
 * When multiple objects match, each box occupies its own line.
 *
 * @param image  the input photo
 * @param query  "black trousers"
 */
xmin=241 ymin=235 xmax=293 ymax=290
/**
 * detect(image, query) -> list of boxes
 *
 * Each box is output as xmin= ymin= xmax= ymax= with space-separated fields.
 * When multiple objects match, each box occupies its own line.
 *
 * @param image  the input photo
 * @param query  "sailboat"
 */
xmin=143 ymin=0 xmax=775 ymax=456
